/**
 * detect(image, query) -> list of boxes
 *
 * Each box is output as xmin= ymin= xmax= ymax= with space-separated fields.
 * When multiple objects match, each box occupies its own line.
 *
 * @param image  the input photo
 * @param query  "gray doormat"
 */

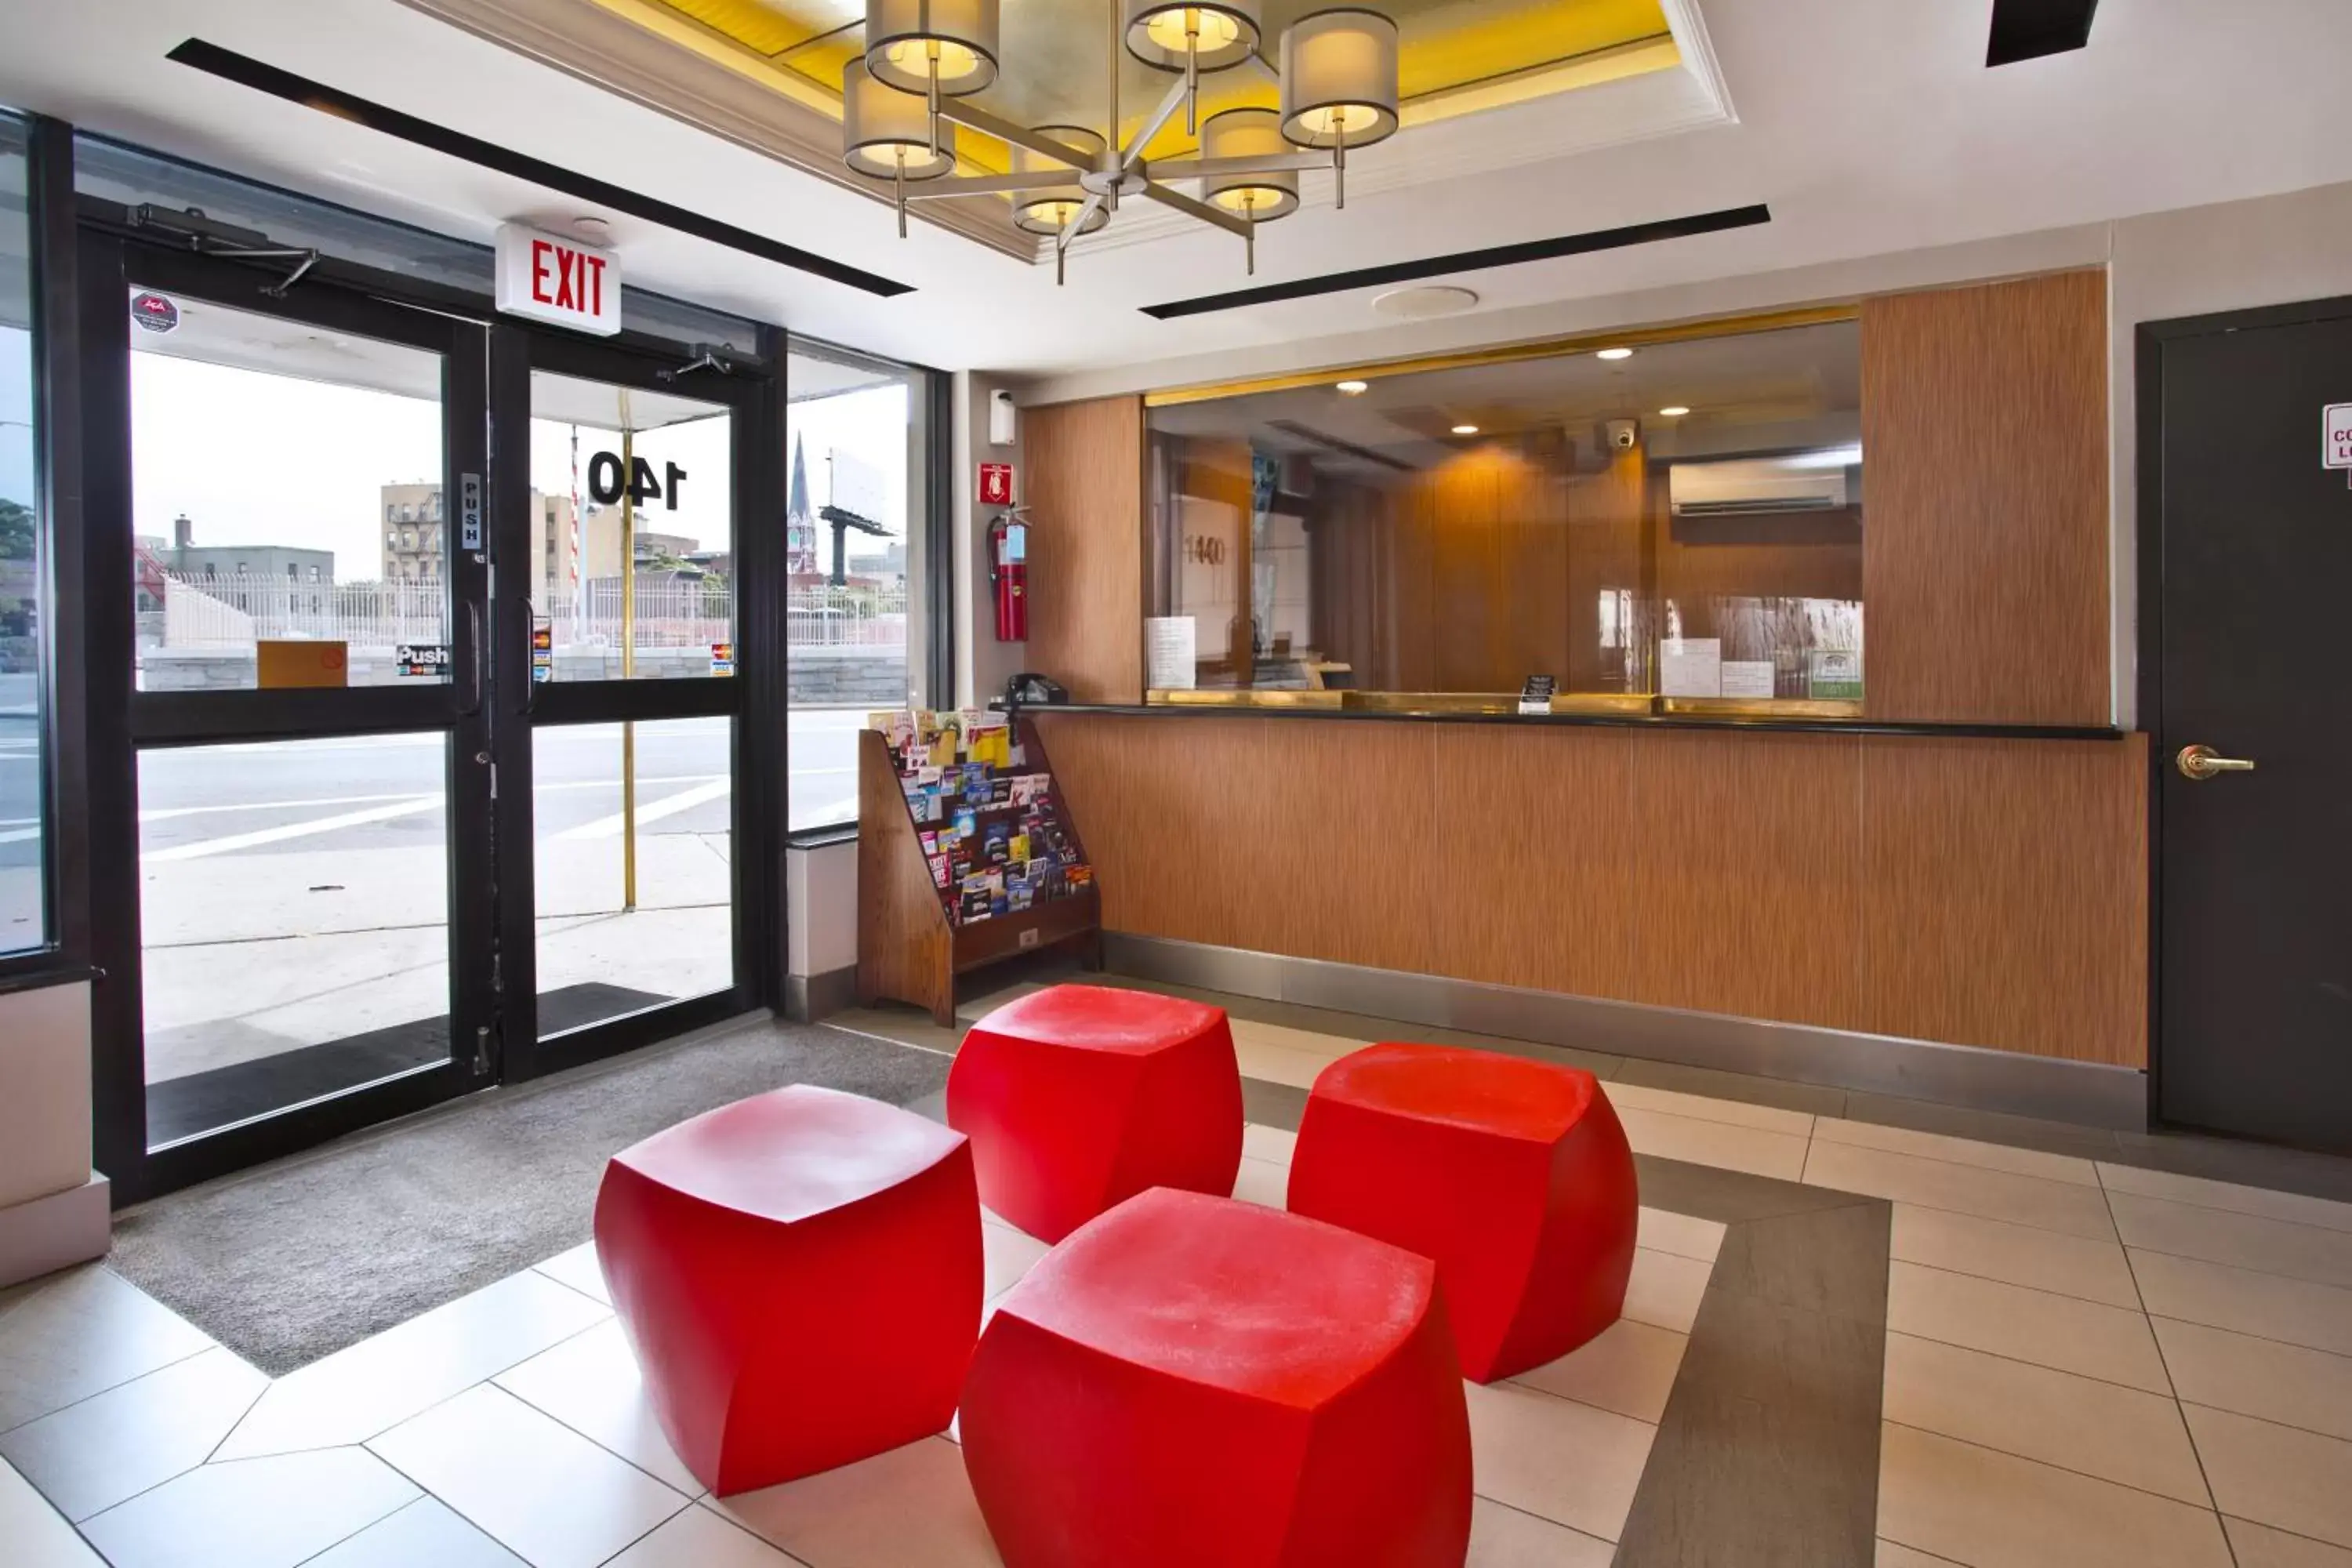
xmin=109 ymin=1015 xmax=951 ymax=1375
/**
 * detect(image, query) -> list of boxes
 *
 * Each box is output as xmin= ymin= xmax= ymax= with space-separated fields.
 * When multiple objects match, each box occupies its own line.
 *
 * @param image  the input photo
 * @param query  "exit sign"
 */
xmin=495 ymin=223 xmax=619 ymax=336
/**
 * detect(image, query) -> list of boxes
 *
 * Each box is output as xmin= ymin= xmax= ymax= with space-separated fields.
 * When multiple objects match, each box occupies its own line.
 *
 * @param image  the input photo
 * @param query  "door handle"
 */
xmin=459 ymin=601 xmax=484 ymax=717
xmin=2176 ymin=744 xmax=2256 ymax=781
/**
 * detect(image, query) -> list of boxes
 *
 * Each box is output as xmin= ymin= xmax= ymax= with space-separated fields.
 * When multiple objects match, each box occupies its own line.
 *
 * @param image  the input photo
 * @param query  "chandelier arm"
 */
xmin=934 ymin=101 xmax=1098 ymax=170
xmin=1056 ymin=191 xmax=1109 ymax=251
xmin=901 ymin=171 xmax=1090 ymax=199
xmin=1120 ymin=75 xmax=1195 ymax=172
xmin=1149 ymin=151 xmax=1330 ymax=178
xmin=1138 ymin=180 xmax=1252 ymax=238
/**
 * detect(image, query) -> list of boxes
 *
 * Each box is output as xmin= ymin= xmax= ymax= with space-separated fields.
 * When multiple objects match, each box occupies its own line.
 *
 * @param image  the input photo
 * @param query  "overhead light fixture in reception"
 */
xmin=1336 ymin=379 xmax=1370 ymax=394
xmin=1659 ymin=405 xmax=1690 ymax=416
xmin=1451 ymin=423 xmax=1479 ymax=435
xmin=1596 ymin=347 xmax=1635 ymax=360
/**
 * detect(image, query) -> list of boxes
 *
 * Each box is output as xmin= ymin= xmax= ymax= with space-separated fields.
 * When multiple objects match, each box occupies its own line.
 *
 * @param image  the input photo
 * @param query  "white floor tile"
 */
xmin=980 ymin=1221 xmax=1051 ymax=1298
xmin=532 ymin=1243 xmax=612 ymax=1307
xmin=1617 ymin=1106 xmax=1809 ymax=1181
xmin=1508 ymin=1317 xmax=1688 ymax=1425
xmin=78 ymin=1446 xmax=421 ymax=1568
xmin=303 ymin=1497 xmax=529 ymax=1567
xmin=1882 ymin=1332 xmax=2210 ymax=1506
xmin=1229 ymin=1156 xmax=1290 ymax=1209
xmin=1622 ymin=1248 xmax=1714 ymax=1334
xmin=2130 ymin=1249 xmax=2352 ymax=1358
xmin=217 ymin=1269 xmax=610 ymax=1459
xmin=1229 ymin=1018 xmax=1358 ymax=1065
xmin=2100 ymin=1165 xmax=2352 ymax=1236
xmin=368 ymin=1383 xmax=688 ymax=1568
xmin=1230 ymin=1037 xmax=1331 ymax=1090
xmin=1241 ymin=1123 xmax=1296 ymax=1164
xmin=1876 ymin=1421 xmax=2234 ymax=1568
xmin=604 ymin=1501 xmax=806 ymax=1566
xmin=1813 ymin=1116 xmax=2101 ymax=1186
xmin=1890 ymin=1203 xmax=2142 ymax=1308
xmin=710 ymin=1436 xmax=1001 ymax=1568
xmin=1600 ymin=1081 xmax=1816 ymax=1138
xmin=2111 ymin=1194 xmax=2352 ymax=1291
xmin=1467 ymin=1495 xmax=1614 ymax=1566
xmin=1635 ymin=1207 xmax=1726 ymax=1264
xmin=2154 ymin=1317 xmax=2352 ymax=1443
xmin=2225 ymin=1515 xmax=2352 ymax=1567
xmin=1805 ymin=1140 xmax=2117 ymax=1240
xmin=1886 ymin=1262 xmax=2173 ymax=1394
xmin=1463 ymin=1380 xmax=1655 ymax=1543
xmin=494 ymin=1318 xmax=701 ymax=1495
xmin=0 ymin=1267 xmax=216 ymax=1433
xmin=2184 ymin=1403 xmax=2352 ymax=1550
xmin=0 ymin=1456 xmax=106 ymax=1567
xmin=0 ymin=1345 xmax=267 ymax=1520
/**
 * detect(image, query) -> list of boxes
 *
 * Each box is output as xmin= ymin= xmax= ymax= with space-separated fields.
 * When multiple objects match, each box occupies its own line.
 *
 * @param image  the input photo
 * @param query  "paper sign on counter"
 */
xmin=1659 ymin=638 xmax=1722 ymax=698
xmin=1721 ymin=661 xmax=1777 ymax=699
xmin=1146 ymin=616 xmax=1197 ymax=690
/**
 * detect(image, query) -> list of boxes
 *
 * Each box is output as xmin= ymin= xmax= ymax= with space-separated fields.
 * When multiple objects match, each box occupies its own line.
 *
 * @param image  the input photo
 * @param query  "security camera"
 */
xmin=1605 ymin=418 xmax=1640 ymax=452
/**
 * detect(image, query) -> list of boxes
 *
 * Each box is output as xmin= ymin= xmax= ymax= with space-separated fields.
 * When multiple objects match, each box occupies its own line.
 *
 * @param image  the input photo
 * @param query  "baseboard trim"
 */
xmin=786 ymin=966 xmax=862 ymax=1024
xmin=1104 ymin=933 xmax=2148 ymax=1131
xmin=0 ymin=1174 xmax=112 ymax=1288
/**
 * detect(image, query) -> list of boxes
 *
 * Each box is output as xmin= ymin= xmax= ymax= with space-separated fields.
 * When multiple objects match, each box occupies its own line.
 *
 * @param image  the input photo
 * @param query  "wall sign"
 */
xmin=587 ymin=453 xmax=685 ymax=510
xmin=494 ymin=223 xmax=619 ymax=336
xmin=979 ymin=462 xmax=1014 ymax=506
xmin=459 ymin=472 xmax=484 ymax=552
xmin=397 ymin=643 xmax=450 ymax=678
xmin=2327 ymin=402 xmax=2352 ymax=477
xmin=130 ymin=292 xmax=180 ymax=334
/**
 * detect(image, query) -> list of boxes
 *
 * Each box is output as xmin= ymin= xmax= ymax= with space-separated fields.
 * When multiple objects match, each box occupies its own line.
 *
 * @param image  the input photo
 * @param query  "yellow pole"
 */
xmin=619 ymin=393 xmax=637 ymax=913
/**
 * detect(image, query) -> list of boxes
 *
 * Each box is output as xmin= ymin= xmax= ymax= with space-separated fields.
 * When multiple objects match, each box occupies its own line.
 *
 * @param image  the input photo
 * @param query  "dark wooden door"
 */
xmin=2146 ymin=301 xmax=2352 ymax=1150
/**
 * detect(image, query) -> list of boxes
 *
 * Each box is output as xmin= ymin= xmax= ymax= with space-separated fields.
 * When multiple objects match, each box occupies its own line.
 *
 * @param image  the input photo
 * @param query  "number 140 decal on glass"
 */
xmin=587 ymin=452 xmax=687 ymax=511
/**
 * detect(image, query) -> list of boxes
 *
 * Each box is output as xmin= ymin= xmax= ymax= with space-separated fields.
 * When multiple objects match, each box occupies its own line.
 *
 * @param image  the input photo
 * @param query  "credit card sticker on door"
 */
xmin=460 ymin=471 xmax=484 ymax=551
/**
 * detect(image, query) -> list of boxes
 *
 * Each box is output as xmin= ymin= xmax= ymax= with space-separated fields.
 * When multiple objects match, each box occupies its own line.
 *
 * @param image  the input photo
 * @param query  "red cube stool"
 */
xmin=593 ymin=1084 xmax=982 ymax=1496
xmin=1287 ymin=1043 xmax=1638 ymax=1384
xmin=947 ymin=983 xmax=1243 ymax=1242
xmin=961 ymin=1187 xmax=1472 ymax=1567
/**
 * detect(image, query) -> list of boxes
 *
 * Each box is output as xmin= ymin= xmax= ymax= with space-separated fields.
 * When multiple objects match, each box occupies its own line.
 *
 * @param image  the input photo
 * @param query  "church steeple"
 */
xmin=787 ymin=434 xmax=812 ymax=524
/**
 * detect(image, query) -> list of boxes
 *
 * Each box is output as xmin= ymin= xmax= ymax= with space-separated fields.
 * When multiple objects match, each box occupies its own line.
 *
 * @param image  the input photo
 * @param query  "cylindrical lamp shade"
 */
xmin=1123 ymin=0 xmax=1262 ymax=72
xmin=1279 ymin=9 xmax=1399 ymax=148
xmin=1199 ymin=107 xmax=1298 ymax=221
xmin=866 ymin=0 xmax=1000 ymax=96
xmin=1012 ymin=126 xmax=1110 ymax=236
xmin=843 ymin=59 xmax=958 ymax=180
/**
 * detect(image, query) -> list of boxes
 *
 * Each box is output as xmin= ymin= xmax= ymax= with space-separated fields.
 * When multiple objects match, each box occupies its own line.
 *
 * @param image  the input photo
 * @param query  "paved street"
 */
xmin=1 ymin=672 xmax=40 ymax=951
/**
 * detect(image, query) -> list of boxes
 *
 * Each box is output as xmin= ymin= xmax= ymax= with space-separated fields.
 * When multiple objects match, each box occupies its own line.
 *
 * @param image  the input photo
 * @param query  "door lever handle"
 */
xmin=459 ymin=601 xmax=483 ymax=717
xmin=2176 ymin=744 xmax=2256 ymax=781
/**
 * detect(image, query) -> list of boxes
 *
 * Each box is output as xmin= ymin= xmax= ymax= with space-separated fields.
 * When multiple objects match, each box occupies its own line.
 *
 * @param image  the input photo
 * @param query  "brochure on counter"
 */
xmin=869 ymin=709 xmax=1094 ymax=927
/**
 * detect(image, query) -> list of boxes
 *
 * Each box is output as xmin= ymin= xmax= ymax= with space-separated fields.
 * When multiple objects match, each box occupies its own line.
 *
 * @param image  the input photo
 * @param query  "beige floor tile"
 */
xmin=1242 ymin=1123 xmax=1297 ymax=1164
xmin=2131 ymin=1250 xmax=2352 ymax=1358
xmin=2225 ymin=1515 xmax=2352 ymax=1567
xmin=1230 ymin=1018 xmax=1361 ymax=1064
xmin=1814 ymin=1117 xmax=2101 ymax=1187
xmin=1635 ymin=1207 xmax=1726 ymax=1263
xmin=981 ymin=1221 xmax=1051 ymax=1298
xmin=494 ymin=1317 xmax=702 ymax=1495
xmin=1468 ymin=1496 xmax=1614 ymax=1566
xmin=2154 ymin=1318 xmax=2352 ymax=1443
xmin=1508 ymin=1317 xmax=1687 ymax=1424
xmin=78 ymin=1447 xmax=423 ymax=1568
xmin=1463 ymin=1380 xmax=1655 ymax=1542
xmin=1617 ymin=1105 xmax=1810 ymax=1181
xmin=1229 ymin=1156 xmax=1290 ymax=1209
xmin=1877 ymin=1541 xmax=1966 ymax=1566
xmin=216 ymin=1269 xmax=611 ymax=1460
xmin=303 ymin=1497 xmax=528 ymax=1567
xmin=1231 ymin=1037 xmax=1330 ymax=1091
xmin=0 ymin=1345 xmax=267 ymax=1521
xmin=368 ymin=1383 xmax=689 ymax=1568
xmin=0 ymin=1267 xmax=216 ymax=1433
xmin=0 ymin=1455 xmax=107 ymax=1567
xmin=533 ymin=1242 xmax=613 ymax=1306
xmin=1598 ymin=1080 xmax=1815 ymax=1138
xmin=1622 ymin=1247 xmax=1714 ymax=1334
xmin=1891 ymin=1203 xmax=2142 ymax=1308
xmin=710 ymin=1436 xmax=1002 ymax=1568
xmin=2186 ymin=1404 xmax=2352 ymax=1551
xmin=2112 ymin=1194 xmax=2352 ymax=1290
xmin=1876 ymin=1421 xmax=2234 ymax=1568
xmin=1886 ymin=1262 xmax=2173 ymax=1394
xmin=1882 ymin=1332 xmax=2209 ymax=1505
xmin=1806 ymin=1140 xmax=2117 ymax=1240
xmin=2100 ymin=1165 xmax=2352 ymax=1236
xmin=604 ymin=1502 xmax=804 ymax=1566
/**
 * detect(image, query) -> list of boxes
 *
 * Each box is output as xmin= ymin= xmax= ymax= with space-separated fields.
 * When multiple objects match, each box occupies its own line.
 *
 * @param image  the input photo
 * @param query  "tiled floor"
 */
xmin=5 ymin=978 xmax=2352 ymax=1566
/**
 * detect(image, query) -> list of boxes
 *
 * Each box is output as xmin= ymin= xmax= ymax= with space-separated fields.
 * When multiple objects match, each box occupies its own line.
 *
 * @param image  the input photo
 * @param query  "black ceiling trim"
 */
xmin=1138 ymin=204 xmax=1772 ymax=321
xmin=1986 ymin=0 xmax=2100 ymax=67
xmin=165 ymin=38 xmax=913 ymax=299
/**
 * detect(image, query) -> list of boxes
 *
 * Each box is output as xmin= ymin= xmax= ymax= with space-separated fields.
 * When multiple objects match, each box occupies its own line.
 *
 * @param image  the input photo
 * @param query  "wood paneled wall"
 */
xmin=1862 ymin=270 xmax=2111 ymax=724
xmin=1035 ymin=713 xmax=2149 ymax=1065
xmin=1024 ymin=396 xmax=1145 ymax=702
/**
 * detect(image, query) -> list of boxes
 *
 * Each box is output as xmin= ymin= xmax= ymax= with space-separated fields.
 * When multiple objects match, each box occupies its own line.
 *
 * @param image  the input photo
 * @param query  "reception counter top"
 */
xmin=1018 ymin=700 xmax=2128 ymax=743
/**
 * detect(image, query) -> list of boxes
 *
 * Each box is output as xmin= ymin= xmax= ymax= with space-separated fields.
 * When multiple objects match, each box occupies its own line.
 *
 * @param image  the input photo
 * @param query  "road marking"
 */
xmin=0 ymin=826 xmax=40 ymax=845
xmin=557 ymin=778 xmax=731 ymax=840
xmin=143 ymin=796 xmax=446 ymax=862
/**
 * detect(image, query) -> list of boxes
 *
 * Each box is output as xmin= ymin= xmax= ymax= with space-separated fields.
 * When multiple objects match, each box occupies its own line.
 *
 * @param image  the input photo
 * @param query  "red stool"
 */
xmin=960 ymin=1188 xmax=1472 ymax=1567
xmin=593 ymin=1085 xmax=982 ymax=1495
xmin=947 ymin=984 xmax=1243 ymax=1242
xmin=1287 ymin=1043 xmax=1638 ymax=1384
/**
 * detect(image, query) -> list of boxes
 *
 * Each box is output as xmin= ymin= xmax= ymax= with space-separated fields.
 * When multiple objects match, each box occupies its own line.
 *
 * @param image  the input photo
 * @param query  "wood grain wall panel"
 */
xmin=1624 ymin=731 xmax=1868 ymax=1031
xmin=1261 ymin=721 xmax=1443 ymax=975
xmin=1566 ymin=447 xmax=1649 ymax=691
xmin=1861 ymin=270 xmax=2110 ymax=724
xmin=1860 ymin=734 xmax=2148 ymax=1065
xmin=1025 ymin=396 xmax=1145 ymax=703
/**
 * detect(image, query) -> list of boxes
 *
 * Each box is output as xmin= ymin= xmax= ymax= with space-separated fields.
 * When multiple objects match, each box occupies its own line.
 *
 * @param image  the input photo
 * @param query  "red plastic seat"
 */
xmin=593 ymin=1084 xmax=982 ymax=1496
xmin=947 ymin=983 xmax=1243 ymax=1242
xmin=960 ymin=1187 xmax=1472 ymax=1567
xmin=1287 ymin=1043 xmax=1638 ymax=1384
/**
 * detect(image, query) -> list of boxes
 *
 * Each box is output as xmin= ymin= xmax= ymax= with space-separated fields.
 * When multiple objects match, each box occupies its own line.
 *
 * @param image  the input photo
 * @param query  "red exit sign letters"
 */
xmin=495 ymin=223 xmax=621 ymax=336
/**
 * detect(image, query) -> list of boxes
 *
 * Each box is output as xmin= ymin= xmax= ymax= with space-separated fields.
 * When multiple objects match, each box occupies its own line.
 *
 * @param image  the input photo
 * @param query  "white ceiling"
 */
xmin=5 ymin=0 xmax=2352 ymax=379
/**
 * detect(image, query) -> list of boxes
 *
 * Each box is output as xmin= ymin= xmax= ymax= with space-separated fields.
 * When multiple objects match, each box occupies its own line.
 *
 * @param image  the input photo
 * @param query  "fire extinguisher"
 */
xmin=989 ymin=506 xmax=1029 ymax=642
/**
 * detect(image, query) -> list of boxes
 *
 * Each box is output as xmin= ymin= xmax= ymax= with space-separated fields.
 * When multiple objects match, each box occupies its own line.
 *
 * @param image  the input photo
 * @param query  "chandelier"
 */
xmin=840 ymin=0 xmax=1402 ymax=282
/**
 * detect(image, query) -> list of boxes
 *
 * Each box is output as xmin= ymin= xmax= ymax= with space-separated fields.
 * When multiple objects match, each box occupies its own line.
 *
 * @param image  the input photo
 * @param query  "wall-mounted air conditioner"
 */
xmin=1668 ymin=452 xmax=1855 ymax=517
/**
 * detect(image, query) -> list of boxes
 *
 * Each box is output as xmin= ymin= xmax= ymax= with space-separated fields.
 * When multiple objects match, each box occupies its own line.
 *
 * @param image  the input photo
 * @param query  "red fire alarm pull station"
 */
xmin=979 ymin=463 xmax=1014 ymax=506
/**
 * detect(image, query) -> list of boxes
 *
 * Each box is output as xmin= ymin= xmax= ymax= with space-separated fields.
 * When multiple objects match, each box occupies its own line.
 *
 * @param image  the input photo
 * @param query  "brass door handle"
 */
xmin=2176 ymin=744 xmax=2256 ymax=781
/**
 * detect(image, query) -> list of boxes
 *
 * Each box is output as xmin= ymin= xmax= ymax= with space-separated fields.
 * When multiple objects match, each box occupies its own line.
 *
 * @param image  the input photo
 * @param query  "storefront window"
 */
xmin=1144 ymin=317 xmax=1864 ymax=710
xmin=0 ymin=113 xmax=42 ymax=953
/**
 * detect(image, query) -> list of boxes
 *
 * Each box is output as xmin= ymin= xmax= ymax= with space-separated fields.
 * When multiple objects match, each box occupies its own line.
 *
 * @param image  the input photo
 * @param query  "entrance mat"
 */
xmin=110 ymin=1015 xmax=949 ymax=1374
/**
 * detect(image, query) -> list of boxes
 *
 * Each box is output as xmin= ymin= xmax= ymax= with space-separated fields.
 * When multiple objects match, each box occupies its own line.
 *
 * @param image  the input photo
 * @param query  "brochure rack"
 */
xmin=857 ymin=712 xmax=1102 ymax=1025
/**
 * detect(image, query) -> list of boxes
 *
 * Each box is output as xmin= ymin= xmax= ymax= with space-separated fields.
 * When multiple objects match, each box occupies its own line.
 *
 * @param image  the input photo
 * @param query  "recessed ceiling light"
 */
xmin=1595 ymin=347 xmax=1633 ymax=360
xmin=1336 ymin=379 xmax=1369 ymax=394
xmin=1658 ymin=405 xmax=1690 ymax=417
xmin=1451 ymin=423 xmax=1479 ymax=436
